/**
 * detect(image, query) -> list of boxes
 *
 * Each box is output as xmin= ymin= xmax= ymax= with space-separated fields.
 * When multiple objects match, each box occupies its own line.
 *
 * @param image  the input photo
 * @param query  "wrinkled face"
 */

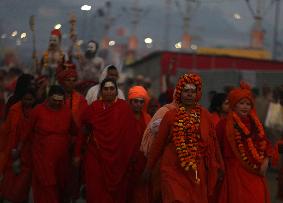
xmin=107 ymin=69 xmax=119 ymax=81
xmin=48 ymin=94 xmax=64 ymax=110
xmin=22 ymin=93 xmax=36 ymax=108
xmin=87 ymin=42 xmax=97 ymax=53
xmin=101 ymin=82 xmax=117 ymax=102
xmin=234 ymin=98 xmax=252 ymax=117
xmin=222 ymin=99 xmax=229 ymax=113
xmin=129 ymin=98 xmax=145 ymax=113
xmin=180 ymin=84 xmax=197 ymax=107
xmin=63 ymin=77 xmax=76 ymax=93
xmin=49 ymin=35 xmax=59 ymax=47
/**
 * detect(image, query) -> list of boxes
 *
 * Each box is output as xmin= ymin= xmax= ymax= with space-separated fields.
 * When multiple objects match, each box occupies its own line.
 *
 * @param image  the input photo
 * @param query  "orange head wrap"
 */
xmin=228 ymin=81 xmax=254 ymax=109
xmin=128 ymin=86 xmax=150 ymax=112
xmin=128 ymin=85 xmax=150 ymax=101
xmin=56 ymin=62 xmax=78 ymax=85
xmin=174 ymin=73 xmax=202 ymax=105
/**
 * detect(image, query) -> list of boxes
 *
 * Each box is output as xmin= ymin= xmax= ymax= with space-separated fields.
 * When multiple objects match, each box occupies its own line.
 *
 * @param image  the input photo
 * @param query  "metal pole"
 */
xmin=183 ymin=0 xmax=191 ymax=36
xmin=132 ymin=0 xmax=140 ymax=36
xmin=273 ymin=0 xmax=281 ymax=59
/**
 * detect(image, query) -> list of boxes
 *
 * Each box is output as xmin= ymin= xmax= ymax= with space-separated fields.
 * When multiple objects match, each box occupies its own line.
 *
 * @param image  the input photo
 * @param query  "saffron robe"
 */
xmin=140 ymin=102 xmax=177 ymax=203
xmin=128 ymin=112 xmax=151 ymax=203
xmin=216 ymin=116 xmax=272 ymax=203
xmin=0 ymin=102 xmax=22 ymax=175
xmin=76 ymin=99 xmax=140 ymax=203
xmin=26 ymin=103 xmax=73 ymax=203
xmin=66 ymin=90 xmax=87 ymax=199
xmin=0 ymin=102 xmax=32 ymax=202
xmin=146 ymin=106 xmax=223 ymax=203
xmin=211 ymin=112 xmax=221 ymax=127
xmin=66 ymin=91 xmax=88 ymax=127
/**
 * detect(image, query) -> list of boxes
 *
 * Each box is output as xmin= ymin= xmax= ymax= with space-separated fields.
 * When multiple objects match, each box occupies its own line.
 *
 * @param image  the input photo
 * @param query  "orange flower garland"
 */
xmin=42 ymin=50 xmax=64 ymax=70
xmin=232 ymin=112 xmax=266 ymax=170
xmin=173 ymin=105 xmax=201 ymax=183
xmin=172 ymin=73 xmax=202 ymax=183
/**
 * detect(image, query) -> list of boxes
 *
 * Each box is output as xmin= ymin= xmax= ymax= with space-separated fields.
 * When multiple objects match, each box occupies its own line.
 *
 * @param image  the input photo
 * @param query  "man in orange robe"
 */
xmin=57 ymin=62 xmax=88 ymax=200
xmin=127 ymin=86 xmax=151 ymax=203
xmin=0 ymin=87 xmax=37 ymax=203
xmin=22 ymin=85 xmax=75 ymax=203
xmin=57 ymin=62 xmax=88 ymax=126
xmin=74 ymin=78 xmax=140 ymax=203
xmin=128 ymin=85 xmax=151 ymax=140
xmin=144 ymin=73 xmax=223 ymax=203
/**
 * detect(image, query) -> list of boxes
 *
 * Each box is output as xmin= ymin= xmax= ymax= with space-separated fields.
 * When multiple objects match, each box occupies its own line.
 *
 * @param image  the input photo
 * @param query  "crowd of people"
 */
xmin=0 ymin=28 xmax=283 ymax=203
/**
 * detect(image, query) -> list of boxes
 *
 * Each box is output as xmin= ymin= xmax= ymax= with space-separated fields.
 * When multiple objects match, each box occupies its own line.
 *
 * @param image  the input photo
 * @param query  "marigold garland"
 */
xmin=172 ymin=73 xmax=202 ymax=183
xmin=173 ymin=105 xmax=201 ymax=183
xmin=43 ymin=50 xmax=64 ymax=70
xmin=232 ymin=112 xmax=266 ymax=170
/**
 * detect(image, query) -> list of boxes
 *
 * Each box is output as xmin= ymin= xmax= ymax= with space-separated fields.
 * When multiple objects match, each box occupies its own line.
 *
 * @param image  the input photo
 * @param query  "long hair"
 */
xmin=4 ymin=74 xmax=35 ymax=120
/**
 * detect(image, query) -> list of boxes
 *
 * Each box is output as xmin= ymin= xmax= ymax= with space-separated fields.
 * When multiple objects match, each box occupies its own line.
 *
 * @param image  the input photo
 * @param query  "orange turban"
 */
xmin=228 ymin=81 xmax=254 ymax=108
xmin=128 ymin=86 xmax=150 ymax=113
xmin=174 ymin=73 xmax=202 ymax=105
xmin=56 ymin=62 xmax=78 ymax=85
xmin=128 ymin=86 xmax=149 ymax=101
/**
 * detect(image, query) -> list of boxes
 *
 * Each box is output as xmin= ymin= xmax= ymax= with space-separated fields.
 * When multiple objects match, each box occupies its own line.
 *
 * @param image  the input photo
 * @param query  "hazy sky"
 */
xmin=0 ymin=0 xmax=282 ymax=58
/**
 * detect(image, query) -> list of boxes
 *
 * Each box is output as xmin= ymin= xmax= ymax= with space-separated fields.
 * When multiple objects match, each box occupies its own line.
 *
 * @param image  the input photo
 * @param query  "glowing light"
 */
xmin=144 ymin=37 xmax=153 ymax=44
xmin=11 ymin=31 xmax=18 ymax=37
xmin=20 ymin=32 xmax=27 ymax=39
xmin=81 ymin=5 xmax=92 ymax=11
xmin=54 ymin=24 xmax=62 ymax=29
xmin=233 ymin=13 xmax=241 ymax=20
xmin=175 ymin=42 xmax=182 ymax=49
xmin=109 ymin=40 xmax=116 ymax=46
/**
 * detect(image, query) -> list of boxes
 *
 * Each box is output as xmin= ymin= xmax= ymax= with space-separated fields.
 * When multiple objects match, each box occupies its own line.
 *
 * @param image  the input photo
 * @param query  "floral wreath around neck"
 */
xmin=173 ymin=104 xmax=201 ymax=183
xmin=232 ymin=111 xmax=267 ymax=171
xmin=172 ymin=73 xmax=202 ymax=184
xmin=43 ymin=50 xmax=64 ymax=69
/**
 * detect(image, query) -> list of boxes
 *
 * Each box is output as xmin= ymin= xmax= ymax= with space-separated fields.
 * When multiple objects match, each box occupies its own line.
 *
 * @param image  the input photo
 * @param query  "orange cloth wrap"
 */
xmin=128 ymin=86 xmax=149 ymax=101
xmin=228 ymin=81 xmax=254 ymax=108
xmin=128 ymin=86 xmax=150 ymax=112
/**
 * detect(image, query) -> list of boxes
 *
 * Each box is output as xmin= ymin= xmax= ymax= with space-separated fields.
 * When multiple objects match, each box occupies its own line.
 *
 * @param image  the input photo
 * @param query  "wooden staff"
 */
xmin=68 ymin=13 xmax=78 ymax=62
xmin=29 ymin=15 xmax=39 ymax=74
